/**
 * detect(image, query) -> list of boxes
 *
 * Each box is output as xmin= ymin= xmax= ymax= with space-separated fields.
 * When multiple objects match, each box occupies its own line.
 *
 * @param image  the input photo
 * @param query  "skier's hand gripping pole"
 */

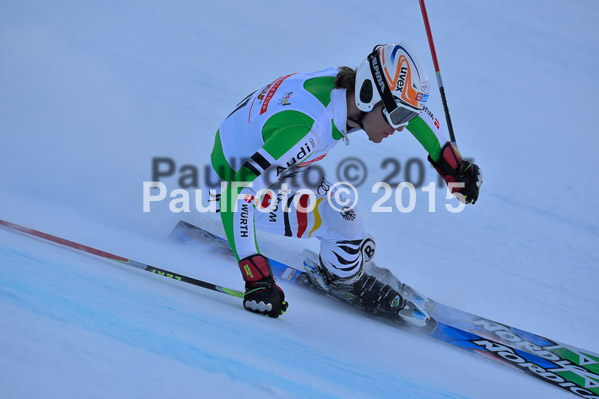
xmin=429 ymin=142 xmax=482 ymax=204
xmin=238 ymin=254 xmax=288 ymax=318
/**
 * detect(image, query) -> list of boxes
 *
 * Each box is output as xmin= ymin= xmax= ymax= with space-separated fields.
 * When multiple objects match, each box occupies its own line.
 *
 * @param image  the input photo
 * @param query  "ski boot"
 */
xmin=302 ymin=249 xmax=435 ymax=330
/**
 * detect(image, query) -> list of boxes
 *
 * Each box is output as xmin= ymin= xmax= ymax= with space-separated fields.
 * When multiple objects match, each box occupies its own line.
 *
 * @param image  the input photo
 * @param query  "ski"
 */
xmin=171 ymin=220 xmax=599 ymax=398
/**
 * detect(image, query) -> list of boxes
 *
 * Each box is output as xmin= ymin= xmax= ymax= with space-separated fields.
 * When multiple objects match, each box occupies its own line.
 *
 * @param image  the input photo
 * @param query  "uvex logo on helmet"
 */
xmin=396 ymin=66 xmax=407 ymax=92
xmin=383 ymin=53 xmax=419 ymax=108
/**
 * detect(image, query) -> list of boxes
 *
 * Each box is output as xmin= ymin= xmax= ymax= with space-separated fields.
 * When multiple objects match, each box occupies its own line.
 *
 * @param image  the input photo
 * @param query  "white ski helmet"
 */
xmin=355 ymin=42 xmax=430 ymax=128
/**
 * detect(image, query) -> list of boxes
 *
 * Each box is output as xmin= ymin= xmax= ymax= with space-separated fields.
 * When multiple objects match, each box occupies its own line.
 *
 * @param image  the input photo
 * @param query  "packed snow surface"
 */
xmin=1 ymin=0 xmax=598 ymax=398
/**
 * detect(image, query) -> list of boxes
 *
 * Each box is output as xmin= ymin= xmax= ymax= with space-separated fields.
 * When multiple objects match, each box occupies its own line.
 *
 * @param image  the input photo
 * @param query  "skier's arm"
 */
xmin=219 ymin=110 xmax=320 ymax=261
xmin=406 ymin=105 xmax=482 ymax=204
xmin=405 ymin=105 xmax=448 ymax=162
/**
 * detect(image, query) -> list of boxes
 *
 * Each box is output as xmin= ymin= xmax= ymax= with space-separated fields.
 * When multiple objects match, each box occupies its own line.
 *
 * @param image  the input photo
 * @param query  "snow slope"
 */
xmin=1 ymin=0 xmax=598 ymax=398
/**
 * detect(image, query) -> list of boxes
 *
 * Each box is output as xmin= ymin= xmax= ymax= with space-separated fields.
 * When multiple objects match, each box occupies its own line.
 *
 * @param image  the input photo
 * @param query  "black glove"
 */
xmin=429 ymin=142 xmax=483 ymax=204
xmin=238 ymin=254 xmax=288 ymax=318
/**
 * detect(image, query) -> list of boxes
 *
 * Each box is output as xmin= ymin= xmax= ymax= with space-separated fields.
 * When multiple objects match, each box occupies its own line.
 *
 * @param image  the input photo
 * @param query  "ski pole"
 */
xmin=418 ymin=0 xmax=457 ymax=145
xmin=0 ymin=219 xmax=244 ymax=298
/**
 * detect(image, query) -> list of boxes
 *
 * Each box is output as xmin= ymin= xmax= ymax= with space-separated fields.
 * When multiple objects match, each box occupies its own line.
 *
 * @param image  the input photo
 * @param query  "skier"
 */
xmin=208 ymin=42 xmax=482 ymax=323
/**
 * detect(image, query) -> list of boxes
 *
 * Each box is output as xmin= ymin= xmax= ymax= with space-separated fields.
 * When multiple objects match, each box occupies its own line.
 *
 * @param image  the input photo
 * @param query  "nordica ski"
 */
xmin=171 ymin=220 xmax=599 ymax=398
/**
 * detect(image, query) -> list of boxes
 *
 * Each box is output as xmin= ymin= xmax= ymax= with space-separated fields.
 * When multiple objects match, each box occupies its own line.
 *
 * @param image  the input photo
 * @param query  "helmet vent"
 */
xmin=359 ymin=80 xmax=373 ymax=104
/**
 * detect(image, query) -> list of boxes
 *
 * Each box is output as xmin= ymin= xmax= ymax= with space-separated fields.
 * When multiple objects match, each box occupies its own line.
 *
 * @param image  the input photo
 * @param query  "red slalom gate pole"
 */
xmin=419 ymin=0 xmax=457 ymax=145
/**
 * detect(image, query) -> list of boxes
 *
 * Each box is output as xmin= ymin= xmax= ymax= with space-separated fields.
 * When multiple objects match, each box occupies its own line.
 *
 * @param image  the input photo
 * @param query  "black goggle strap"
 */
xmin=367 ymin=47 xmax=398 ymax=116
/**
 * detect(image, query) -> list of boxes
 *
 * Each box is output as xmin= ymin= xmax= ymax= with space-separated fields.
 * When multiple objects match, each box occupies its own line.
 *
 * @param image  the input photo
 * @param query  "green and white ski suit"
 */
xmin=210 ymin=68 xmax=448 ymax=279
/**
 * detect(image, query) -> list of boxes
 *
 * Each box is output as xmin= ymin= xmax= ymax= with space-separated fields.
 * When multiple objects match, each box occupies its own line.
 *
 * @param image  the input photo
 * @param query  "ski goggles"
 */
xmin=381 ymin=100 xmax=420 ymax=128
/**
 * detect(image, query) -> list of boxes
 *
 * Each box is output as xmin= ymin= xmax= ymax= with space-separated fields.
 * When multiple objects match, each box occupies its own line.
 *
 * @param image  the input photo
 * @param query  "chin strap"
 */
xmin=342 ymin=130 xmax=350 ymax=146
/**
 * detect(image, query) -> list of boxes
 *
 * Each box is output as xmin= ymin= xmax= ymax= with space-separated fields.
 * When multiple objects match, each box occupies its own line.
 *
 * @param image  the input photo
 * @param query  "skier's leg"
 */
xmin=307 ymin=192 xmax=406 ymax=315
xmin=253 ymin=175 xmax=373 ymax=273
xmin=251 ymin=176 xmax=429 ymax=324
xmin=304 ymin=184 xmax=431 ymax=326
xmin=256 ymin=177 xmax=406 ymax=316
